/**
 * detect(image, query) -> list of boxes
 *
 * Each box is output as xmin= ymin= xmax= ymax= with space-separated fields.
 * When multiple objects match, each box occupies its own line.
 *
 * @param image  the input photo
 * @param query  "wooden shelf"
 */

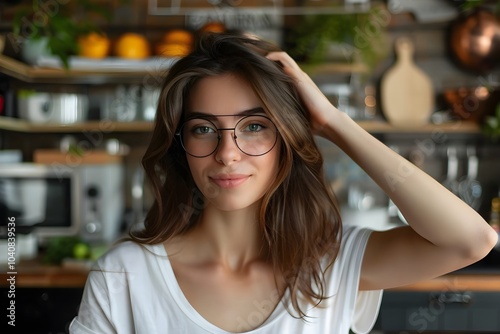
xmin=0 ymin=54 xmax=369 ymax=84
xmin=0 ymin=55 xmax=169 ymax=84
xmin=302 ymin=62 xmax=369 ymax=75
xmin=0 ymin=117 xmax=153 ymax=133
xmin=356 ymin=120 xmax=481 ymax=134
xmin=0 ymin=116 xmax=481 ymax=134
xmin=0 ymin=55 xmax=483 ymax=136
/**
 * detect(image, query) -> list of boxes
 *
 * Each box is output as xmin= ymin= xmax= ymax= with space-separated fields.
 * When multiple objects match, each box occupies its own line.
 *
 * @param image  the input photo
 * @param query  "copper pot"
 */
xmin=443 ymin=86 xmax=500 ymax=122
xmin=449 ymin=8 xmax=500 ymax=74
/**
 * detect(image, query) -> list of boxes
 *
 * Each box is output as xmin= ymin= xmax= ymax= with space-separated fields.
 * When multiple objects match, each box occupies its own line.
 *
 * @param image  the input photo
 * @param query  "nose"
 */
xmin=214 ymin=130 xmax=241 ymax=165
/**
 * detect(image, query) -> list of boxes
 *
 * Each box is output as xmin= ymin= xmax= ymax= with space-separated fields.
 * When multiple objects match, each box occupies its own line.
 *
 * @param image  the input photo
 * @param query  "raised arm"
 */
xmin=266 ymin=52 xmax=498 ymax=291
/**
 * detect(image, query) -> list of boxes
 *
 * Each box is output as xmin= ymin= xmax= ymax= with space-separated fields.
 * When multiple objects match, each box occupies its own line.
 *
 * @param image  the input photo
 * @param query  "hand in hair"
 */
xmin=266 ymin=52 xmax=339 ymax=137
xmin=268 ymin=51 xmax=498 ymax=291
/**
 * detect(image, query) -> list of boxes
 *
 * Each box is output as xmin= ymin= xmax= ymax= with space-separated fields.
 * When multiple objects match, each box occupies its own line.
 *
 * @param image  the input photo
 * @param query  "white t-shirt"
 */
xmin=70 ymin=225 xmax=382 ymax=334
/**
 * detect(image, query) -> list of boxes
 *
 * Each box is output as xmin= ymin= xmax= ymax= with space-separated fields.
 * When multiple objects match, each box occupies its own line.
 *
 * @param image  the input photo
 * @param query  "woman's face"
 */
xmin=184 ymin=73 xmax=280 ymax=212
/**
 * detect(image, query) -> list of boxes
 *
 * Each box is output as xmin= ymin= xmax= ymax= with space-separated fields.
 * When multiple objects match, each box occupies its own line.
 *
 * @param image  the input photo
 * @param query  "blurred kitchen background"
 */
xmin=0 ymin=0 xmax=500 ymax=333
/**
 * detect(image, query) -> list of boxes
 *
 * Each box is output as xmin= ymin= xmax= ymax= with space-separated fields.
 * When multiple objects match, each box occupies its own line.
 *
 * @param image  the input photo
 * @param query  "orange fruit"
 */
xmin=78 ymin=32 xmax=110 ymax=59
xmin=163 ymin=29 xmax=194 ymax=45
xmin=114 ymin=33 xmax=151 ymax=59
xmin=199 ymin=22 xmax=226 ymax=34
xmin=155 ymin=29 xmax=194 ymax=57
xmin=155 ymin=42 xmax=192 ymax=57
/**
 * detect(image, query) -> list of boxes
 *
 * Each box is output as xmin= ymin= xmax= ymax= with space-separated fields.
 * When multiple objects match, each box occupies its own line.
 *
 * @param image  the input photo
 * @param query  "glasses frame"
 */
xmin=176 ymin=114 xmax=279 ymax=158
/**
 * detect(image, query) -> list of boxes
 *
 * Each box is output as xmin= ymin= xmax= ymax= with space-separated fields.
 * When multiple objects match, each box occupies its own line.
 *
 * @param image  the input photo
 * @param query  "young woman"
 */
xmin=70 ymin=34 xmax=497 ymax=334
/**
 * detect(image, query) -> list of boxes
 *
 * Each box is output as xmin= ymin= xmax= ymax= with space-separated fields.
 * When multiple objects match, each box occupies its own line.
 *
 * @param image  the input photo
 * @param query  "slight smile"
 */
xmin=210 ymin=175 xmax=250 ymax=189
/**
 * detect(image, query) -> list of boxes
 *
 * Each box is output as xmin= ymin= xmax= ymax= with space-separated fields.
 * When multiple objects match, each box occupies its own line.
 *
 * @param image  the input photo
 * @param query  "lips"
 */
xmin=209 ymin=174 xmax=250 ymax=189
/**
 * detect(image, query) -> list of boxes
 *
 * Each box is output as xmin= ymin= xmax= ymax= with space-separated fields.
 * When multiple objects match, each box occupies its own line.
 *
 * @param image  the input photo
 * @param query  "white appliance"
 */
xmin=79 ymin=164 xmax=125 ymax=243
xmin=0 ymin=163 xmax=124 ymax=245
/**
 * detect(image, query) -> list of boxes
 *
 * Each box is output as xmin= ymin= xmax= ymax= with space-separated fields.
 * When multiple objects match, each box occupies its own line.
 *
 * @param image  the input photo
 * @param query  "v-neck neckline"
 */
xmin=148 ymin=243 xmax=289 ymax=334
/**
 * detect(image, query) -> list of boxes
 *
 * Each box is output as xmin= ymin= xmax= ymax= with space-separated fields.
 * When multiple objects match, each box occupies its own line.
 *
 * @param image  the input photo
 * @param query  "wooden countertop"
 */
xmin=0 ymin=260 xmax=90 ymax=288
xmin=1 ymin=261 xmax=499 ymax=291
xmin=388 ymin=274 xmax=500 ymax=292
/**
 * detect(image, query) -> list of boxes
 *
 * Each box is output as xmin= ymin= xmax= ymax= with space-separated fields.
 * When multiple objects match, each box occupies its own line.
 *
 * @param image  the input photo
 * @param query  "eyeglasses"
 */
xmin=176 ymin=115 xmax=278 ymax=158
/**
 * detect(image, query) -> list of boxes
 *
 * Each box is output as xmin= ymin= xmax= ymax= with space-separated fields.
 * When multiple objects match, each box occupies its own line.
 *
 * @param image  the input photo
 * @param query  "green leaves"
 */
xmin=67 ymin=143 xmax=85 ymax=157
xmin=291 ymin=14 xmax=363 ymax=63
xmin=482 ymin=103 xmax=500 ymax=141
xmin=288 ymin=8 xmax=388 ymax=70
xmin=12 ymin=0 xmax=111 ymax=69
xmin=43 ymin=236 xmax=90 ymax=264
xmin=46 ymin=16 xmax=81 ymax=68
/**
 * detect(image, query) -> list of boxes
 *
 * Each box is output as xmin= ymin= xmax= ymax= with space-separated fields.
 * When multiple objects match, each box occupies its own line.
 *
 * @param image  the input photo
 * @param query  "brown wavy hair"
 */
xmin=131 ymin=33 xmax=342 ymax=319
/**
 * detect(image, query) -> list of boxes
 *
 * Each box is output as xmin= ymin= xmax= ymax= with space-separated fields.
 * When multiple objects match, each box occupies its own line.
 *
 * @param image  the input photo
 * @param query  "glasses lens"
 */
xmin=235 ymin=115 xmax=277 ymax=156
xmin=180 ymin=118 xmax=219 ymax=157
xmin=179 ymin=115 xmax=278 ymax=157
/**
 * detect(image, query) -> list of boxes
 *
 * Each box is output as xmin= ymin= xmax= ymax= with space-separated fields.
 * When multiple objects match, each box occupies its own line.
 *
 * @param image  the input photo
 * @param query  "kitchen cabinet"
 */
xmin=374 ymin=275 xmax=500 ymax=332
xmin=1 ymin=264 xmax=499 ymax=334
xmin=0 ymin=260 xmax=87 ymax=334
xmin=1 ymin=287 xmax=83 ymax=333
xmin=376 ymin=290 xmax=500 ymax=332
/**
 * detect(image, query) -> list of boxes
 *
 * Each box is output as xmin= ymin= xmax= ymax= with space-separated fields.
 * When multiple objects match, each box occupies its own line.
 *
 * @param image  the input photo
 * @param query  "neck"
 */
xmin=190 ymin=203 xmax=269 ymax=272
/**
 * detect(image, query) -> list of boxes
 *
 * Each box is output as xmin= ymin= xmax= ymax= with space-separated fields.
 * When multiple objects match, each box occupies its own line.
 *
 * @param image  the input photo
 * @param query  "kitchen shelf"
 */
xmin=303 ymin=62 xmax=369 ymax=75
xmin=356 ymin=120 xmax=480 ymax=134
xmin=0 ymin=116 xmax=481 ymax=134
xmin=0 ymin=54 xmax=369 ymax=84
xmin=0 ymin=55 xmax=170 ymax=84
xmin=0 ymin=117 xmax=154 ymax=133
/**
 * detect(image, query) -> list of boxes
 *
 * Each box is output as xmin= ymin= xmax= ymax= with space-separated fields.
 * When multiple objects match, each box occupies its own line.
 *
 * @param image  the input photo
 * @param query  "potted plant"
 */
xmin=286 ymin=5 xmax=389 ymax=70
xmin=12 ymin=0 xmax=112 ymax=68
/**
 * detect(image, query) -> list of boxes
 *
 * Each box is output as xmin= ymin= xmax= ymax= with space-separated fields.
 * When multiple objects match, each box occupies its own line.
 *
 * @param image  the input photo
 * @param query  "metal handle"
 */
xmin=430 ymin=292 xmax=472 ymax=304
xmin=466 ymin=146 xmax=478 ymax=180
xmin=446 ymin=146 xmax=458 ymax=180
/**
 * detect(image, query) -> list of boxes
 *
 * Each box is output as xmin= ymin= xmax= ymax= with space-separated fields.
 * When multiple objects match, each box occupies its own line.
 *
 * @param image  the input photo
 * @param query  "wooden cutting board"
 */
xmin=381 ymin=37 xmax=434 ymax=127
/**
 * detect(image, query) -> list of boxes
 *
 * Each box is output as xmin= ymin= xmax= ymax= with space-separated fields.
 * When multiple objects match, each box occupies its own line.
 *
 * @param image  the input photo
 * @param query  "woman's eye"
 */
xmin=193 ymin=126 xmax=216 ymax=134
xmin=246 ymin=124 xmax=264 ymax=132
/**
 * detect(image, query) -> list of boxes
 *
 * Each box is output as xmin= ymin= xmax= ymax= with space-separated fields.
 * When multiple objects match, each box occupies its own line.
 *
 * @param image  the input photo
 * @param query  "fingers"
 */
xmin=266 ymin=51 xmax=301 ymax=71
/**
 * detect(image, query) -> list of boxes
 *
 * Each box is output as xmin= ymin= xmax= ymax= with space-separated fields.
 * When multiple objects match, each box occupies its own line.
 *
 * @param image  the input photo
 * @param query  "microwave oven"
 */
xmin=0 ymin=163 xmax=124 ymax=244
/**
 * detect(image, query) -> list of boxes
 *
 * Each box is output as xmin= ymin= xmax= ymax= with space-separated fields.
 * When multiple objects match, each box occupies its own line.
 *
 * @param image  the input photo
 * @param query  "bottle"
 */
xmin=489 ymin=197 xmax=500 ymax=249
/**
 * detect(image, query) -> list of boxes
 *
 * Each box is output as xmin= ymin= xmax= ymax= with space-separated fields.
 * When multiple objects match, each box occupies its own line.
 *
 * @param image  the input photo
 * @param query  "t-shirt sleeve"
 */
xmin=342 ymin=226 xmax=383 ymax=334
xmin=69 ymin=265 xmax=117 ymax=334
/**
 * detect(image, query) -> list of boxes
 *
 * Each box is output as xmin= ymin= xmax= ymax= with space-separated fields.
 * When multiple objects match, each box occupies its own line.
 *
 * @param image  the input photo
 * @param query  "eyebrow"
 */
xmin=186 ymin=107 xmax=266 ymax=120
